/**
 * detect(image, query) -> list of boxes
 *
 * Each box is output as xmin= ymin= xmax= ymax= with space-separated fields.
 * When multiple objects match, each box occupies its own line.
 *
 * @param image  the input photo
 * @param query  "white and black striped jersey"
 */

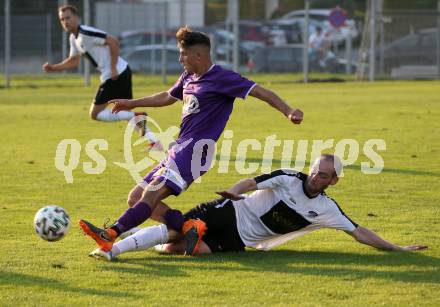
xmin=232 ymin=169 xmax=358 ymax=250
xmin=69 ymin=25 xmax=127 ymax=83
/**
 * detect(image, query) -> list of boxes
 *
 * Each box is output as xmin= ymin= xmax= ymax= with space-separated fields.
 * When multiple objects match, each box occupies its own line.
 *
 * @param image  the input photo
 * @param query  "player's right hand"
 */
xmin=109 ymin=99 xmax=133 ymax=113
xmin=42 ymin=62 xmax=54 ymax=72
xmin=288 ymin=109 xmax=303 ymax=124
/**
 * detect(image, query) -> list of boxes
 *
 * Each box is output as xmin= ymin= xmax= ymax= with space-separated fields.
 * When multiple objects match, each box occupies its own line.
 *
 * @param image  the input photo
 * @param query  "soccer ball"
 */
xmin=34 ymin=205 xmax=71 ymax=241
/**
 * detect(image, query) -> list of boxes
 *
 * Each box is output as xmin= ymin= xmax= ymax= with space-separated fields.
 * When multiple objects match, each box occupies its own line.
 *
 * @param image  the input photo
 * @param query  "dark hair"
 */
xmin=58 ymin=5 xmax=79 ymax=16
xmin=176 ymin=26 xmax=210 ymax=49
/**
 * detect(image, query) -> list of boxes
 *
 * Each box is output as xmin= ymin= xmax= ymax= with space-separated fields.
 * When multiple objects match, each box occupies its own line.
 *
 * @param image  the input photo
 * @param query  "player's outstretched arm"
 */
xmin=109 ymin=92 xmax=177 ymax=113
xmin=248 ymin=85 xmax=303 ymax=124
xmin=216 ymin=178 xmax=257 ymax=200
xmin=42 ymin=55 xmax=81 ymax=72
xmin=347 ymin=226 xmax=428 ymax=251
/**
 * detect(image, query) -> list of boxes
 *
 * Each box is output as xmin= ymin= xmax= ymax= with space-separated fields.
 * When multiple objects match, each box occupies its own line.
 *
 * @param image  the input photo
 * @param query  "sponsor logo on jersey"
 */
xmin=183 ymin=94 xmax=200 ymax=116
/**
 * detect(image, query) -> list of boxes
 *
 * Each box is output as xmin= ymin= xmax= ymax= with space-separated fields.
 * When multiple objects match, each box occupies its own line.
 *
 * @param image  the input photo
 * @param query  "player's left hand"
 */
xmin=216 ymin=191 xmax=245 ymax=201
xmin=288 ymin=109 xmax=303 ymax=124
xmin=399 ymin=245 xmax=428 ymax=251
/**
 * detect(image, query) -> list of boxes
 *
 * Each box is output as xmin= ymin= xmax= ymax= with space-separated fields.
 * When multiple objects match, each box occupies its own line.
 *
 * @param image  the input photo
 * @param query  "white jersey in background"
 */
xmin=232 ymin=169 xmax=357 ymax=250
xmin=309 ymin=32 xmax=326 ymax=50
xmin=69 ymin=25 xmax=127 ymax=83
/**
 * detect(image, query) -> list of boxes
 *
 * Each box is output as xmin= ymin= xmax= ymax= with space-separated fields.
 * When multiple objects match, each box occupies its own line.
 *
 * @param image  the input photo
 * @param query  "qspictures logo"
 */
xmin=54 ymin=116 xmax=386 ymax=184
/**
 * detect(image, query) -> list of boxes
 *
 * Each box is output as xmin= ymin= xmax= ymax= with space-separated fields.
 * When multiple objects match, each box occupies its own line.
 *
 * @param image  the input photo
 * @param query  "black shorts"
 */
xmin=94 ymin=66 xmax=133 ymax=105
xmin=184 ymin=199 xmax=245 ymax=253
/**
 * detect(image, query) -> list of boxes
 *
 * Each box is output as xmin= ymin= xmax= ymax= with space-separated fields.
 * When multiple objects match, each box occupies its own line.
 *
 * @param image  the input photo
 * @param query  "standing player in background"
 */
xmin=79 ymin=26 xmax=304 ymax=255
xmin=42 ymin=5 xmax=147 ymax=136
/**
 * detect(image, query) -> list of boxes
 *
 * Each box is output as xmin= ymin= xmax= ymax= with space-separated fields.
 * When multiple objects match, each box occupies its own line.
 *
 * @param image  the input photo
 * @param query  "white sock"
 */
xmin=96 ymin=108 xmax=135 ymax=122
xmin=111 ymin=224 xmax=169 ymax=257
xmin=118 ymin=227 xmax=142 ymax=240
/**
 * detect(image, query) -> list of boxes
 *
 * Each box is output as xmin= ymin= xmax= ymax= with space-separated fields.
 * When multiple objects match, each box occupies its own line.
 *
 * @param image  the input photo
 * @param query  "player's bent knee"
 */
xmin=127 ymin=193 xmax=139 ymax=207
xmin=167 ymin=229 xmax=183 ymax=242
xmin=127 ymin=186 xmax=144 ymax=207
xmin=197 ymin=241 xmax=212 ymax=255
xmin=90 ymin=112 xmax=98 ymax=120
xmin=141 ymin=183 xmax=172 ymax=206
xmin=90 ymin=104 xmax=106 ymax=120
xmin=127 ymin=197 xmax=136 ymax=207
xmin=163 ymin=242 xmax=186 ymax=254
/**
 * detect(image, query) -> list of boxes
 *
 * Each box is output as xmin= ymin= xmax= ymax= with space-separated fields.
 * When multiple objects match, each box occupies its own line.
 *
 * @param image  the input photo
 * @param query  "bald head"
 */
xmin=305 ymin=154 xmax=342 ymax=196
xmin=314 ymin=154 xmax=343 ymax=178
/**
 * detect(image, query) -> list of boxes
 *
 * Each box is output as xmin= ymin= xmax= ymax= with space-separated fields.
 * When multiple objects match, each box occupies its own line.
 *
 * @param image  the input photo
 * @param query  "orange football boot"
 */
xmin=182 ymin=219 xmax=207 ymax=256
xmin=78 ymin=219 xmax=117 ymax=252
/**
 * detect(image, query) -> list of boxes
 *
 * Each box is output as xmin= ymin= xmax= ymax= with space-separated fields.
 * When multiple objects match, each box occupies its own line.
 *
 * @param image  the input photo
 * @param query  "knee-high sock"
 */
xmin=113 ymin=202 xmax=152 ymax=235
xmin=111 ymin=224 xmax=169 ymax=257
xmin=164 ymin=209 xmax=184 ymax=232
xmin=119 ymin=227 xmax=142 ymax=240
xmin=96 ymin=109 xmax=134 ymax=121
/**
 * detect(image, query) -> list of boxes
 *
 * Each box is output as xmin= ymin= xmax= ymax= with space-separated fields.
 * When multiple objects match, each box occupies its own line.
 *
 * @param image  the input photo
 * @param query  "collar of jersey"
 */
xmin=74 ymin=25 xmax=81 ymax=38
xmin=302 ymin=178 xmax=319 ymax=199
xmin=193 ymin=64 xmax=216 ymax=80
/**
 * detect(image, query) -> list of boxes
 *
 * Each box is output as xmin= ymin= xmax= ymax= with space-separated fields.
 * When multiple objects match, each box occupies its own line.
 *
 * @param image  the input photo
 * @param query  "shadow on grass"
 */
xmin=102 ymin=250 xmax=440 ymax=284
xmin=0 ymin=271 xmax=140 ymax=298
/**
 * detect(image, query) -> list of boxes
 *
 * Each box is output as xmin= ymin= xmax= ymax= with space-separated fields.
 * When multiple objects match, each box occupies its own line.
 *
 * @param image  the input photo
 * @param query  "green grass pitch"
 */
xmin=0 ymin=74 xmax=439 ymax=306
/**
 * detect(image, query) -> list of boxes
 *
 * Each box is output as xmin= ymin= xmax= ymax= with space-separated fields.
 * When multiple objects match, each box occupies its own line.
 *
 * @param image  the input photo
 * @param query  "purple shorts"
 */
xmin=143 ymin=138 xmax=216 ymax=195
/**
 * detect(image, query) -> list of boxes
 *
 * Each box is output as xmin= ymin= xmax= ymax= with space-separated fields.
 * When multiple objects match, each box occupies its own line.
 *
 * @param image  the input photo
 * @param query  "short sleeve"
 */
xmin=79 ymin=26 xmax=107 ymax=46
xmin=254 ymin=169 xmax=298 ymax=190
xmin=326 ymin=214 xmax=357 ymax=232
xmin=217 ymin=70 xmax=256 ymax=99
xmin=69 ymin=35 xmax=80 ymax=57
xmin=167 ymin=72 xmax=187 ymax=101
xmin=323 ymin=199 xmax=358 ymax=232
xmin=90 ymin=35 xmax=106 ymax=46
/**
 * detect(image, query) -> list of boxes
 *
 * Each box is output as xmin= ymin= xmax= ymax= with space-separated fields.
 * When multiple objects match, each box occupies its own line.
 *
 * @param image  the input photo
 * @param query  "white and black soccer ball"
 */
xmin=34 ymin=205 xmax=71 ymax=241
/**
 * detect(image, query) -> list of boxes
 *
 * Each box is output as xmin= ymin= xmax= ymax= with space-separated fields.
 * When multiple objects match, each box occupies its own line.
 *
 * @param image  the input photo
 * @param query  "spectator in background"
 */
xmin=308 ymin=26 xmax=330 ymax=67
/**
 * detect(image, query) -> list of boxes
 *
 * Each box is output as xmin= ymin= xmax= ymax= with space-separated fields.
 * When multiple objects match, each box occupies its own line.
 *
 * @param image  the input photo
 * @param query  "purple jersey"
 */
xmin=168 ymin=65 xmax=256 ymax=142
